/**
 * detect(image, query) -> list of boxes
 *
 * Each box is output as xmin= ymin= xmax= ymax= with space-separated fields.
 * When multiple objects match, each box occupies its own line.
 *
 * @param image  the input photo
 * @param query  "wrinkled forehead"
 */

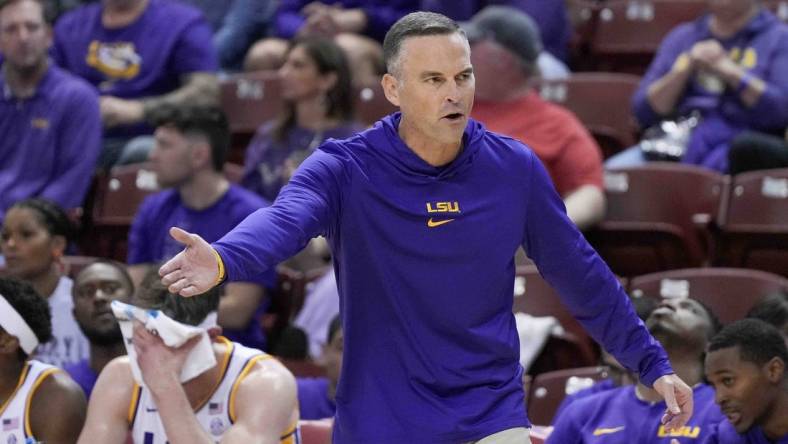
xmin=0 ymin=0 xmax=45 ymax=27
xmin=397 ymin=33 xmax=471 ymax=74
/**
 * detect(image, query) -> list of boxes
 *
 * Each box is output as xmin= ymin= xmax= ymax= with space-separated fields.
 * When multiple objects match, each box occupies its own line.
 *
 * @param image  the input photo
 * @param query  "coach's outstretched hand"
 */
xmin=654 ymin=373 xmax=694 ymax=432
xmin=159 ymin=227 xmax=220 ymax=297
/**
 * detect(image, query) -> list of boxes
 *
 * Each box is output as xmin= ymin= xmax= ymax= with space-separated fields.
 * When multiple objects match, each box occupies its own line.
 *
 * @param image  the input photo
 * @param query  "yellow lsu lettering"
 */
xmin=657 ymin=425 xmax=700 ymax=438
xmin=426 ymin=201 xmax=460 ymax=213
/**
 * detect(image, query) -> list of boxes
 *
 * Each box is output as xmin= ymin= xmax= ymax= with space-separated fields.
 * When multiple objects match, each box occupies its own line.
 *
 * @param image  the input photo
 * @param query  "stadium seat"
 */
xmin=590 ymin=0 xmax=707 ymax=73
xmin=513 ymin=265 xmax=598 ymax=367
xmin=354 ymin=81 xmax=397 ymax=127
xmin=628 ymin=267 xmax=788 ymax=323
xmin=299 ymin=419 xmax=333 ymax=444
xmin=585 ymin=163 xmax=727 ymax=276
xmin=84 ymin=163 xmax=159 ymax=260
xmin=219 ymin=71 xmax=283 ymax=163
xmin=527 ymin=366 xmax=611 ymax=425
xmin=531 ymin=72 xmax=642 ymax=158
xmin=714 ymin=168 xmax=788 ymax=277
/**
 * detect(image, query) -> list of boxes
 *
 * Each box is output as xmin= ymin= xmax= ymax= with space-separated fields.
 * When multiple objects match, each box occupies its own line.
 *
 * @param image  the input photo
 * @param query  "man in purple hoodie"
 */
xmin=159 ymin=12 xmax=694 ymax=443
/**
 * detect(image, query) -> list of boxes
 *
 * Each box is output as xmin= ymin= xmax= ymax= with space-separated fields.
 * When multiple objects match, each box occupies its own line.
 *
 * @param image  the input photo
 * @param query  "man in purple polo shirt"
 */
xmin=52 ymin=0 xmax=219 ymax=167
xmin=549 ymin=297 xmax=724 ymax=443
xmin=127 ymin=105 xmax=274 ymax=352
xmin=703 ymin=319 xmax=788 ymax=444
xmin=159 ymin=12 xmax=695 ymax=443
xmin=0 ymin=0 xmax=101 ymax=223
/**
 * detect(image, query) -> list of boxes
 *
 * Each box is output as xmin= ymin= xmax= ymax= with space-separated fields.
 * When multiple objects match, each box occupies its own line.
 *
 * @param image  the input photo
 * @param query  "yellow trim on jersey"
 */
xmin=194 ymin=336 xmax=234 ymax=413
xmin=279 ymin=417 xmax=300 ymax=444
xmin=127 ymin=383 xmax=142 ymax=425
xmin=228 ymin=354 xmax=274 ymax=423
xmin=0 ymin=362 xmax=30 ymax=418
xmin=23 ymin=367 xmax=60 ymax=437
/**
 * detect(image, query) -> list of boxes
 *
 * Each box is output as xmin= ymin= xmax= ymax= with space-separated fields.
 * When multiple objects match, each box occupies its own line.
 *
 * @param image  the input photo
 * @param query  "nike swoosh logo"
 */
xmin=593 ymin=426 xmax=625 ymax=436
xmin=427 ymin=218 xmax=455 ymax=228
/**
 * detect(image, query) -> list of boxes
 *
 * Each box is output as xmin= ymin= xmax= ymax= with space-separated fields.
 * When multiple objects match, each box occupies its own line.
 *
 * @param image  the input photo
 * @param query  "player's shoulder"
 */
xmin=138 ymin=189 xmax=180 ymax=215
xmin=29 ymin=365 xmax=87 ymax=417
xmin=55 ymin=2 xmax=101 ymax=31
xmin=224 ymin=184 xmax=270 ymax=212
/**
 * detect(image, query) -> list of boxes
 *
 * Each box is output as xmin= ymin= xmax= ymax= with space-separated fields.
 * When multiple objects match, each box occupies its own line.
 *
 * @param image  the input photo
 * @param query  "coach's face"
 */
xmin=382 ymin=32 xmax=474 ymax=153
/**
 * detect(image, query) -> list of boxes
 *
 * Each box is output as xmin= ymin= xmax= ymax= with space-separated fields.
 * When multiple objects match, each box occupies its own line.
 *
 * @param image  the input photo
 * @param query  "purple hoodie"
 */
xmin=213 ymin=114 xmax=672 ymax=443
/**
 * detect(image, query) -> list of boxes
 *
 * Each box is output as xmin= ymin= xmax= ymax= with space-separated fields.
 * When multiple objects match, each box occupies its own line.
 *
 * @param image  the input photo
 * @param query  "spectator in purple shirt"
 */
xmin=244 ymin=0 xmax=417 ymax=86
xmin=52 ymin=0 xmax=219 ymax=167
xmin=243 ymin=37 xmax=363 ymax=203
xmin=66 ymin=260 xmax=133 ymax=399
xmin=607 ymin=0 xmax=788 ymax=173
xmin=297 ymin=315 xmax=341 ymax=419
xmin=703 ymin=319 xmax=788 ymax=444
xmin=127 ymin=105 xmax=275 ymax=351
xmin=0 ymin=0 xmax=101 ymax=223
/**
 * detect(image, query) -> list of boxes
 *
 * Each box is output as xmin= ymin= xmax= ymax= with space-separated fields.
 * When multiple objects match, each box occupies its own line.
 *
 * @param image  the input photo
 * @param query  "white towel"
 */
xmin=111 ymin=300 xmax=218 ymax=386
xmin=514 ymin=312 xmax=564 ymax=373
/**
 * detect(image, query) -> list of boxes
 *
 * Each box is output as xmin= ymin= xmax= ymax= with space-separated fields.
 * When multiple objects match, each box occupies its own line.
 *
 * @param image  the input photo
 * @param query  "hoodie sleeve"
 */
xmin=746 ymin=29 xmax=788 ymax=130
xmin=521 ymin=150 xmax=672 ymax=387
xmin=213 ymin=144 xmax=348 ymax=281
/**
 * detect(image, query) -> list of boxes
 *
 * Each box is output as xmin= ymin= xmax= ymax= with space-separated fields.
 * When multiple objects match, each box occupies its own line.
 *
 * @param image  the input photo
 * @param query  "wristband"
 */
xmin=212 ymin=247 xmax=226 ymax=286
xmin=735 ymin=71 xmax=754 ymax=95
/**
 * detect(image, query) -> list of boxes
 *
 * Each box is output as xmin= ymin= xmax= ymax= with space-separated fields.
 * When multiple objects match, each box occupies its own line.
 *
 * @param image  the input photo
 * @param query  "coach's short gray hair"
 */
xmin=382 ymin=11 xmax=466 ymax=76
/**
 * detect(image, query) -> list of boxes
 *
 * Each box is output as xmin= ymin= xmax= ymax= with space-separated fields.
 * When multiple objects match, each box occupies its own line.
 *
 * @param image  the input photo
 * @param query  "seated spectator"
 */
xmin=468 ymin=6 xmax=605 ymax=230
xmin=0 ymin=278 xmax=87 ymax=443
xmin=552 ymin=295 xmax=658 ymax=423
xmin=52 ymin=0 xmax=219 ymax=167
xmin=77 ymin=269 xmax=300 ymax=443
xmin=66 ymin=260 xmax=134 ymax=399
xmin=703 ymin=319 xmax=788 ymax=443
xmin=747 ymin=291 xmax=788 ymax=339
xmin=0 ymin=0 xmax=101 ymax=223
xmin=244 ymin=0 xmax=417 ymax=85
xmin=297 ymin=315 xmax=342 ymax=419
xmin=181 ymin=0 xmax=276 ymax=71
xmin=420 ymin=0 xmax=571 ymax=63
xmin=242 ymin=37 xmax=363 ymax=203
xmin=607 ymin=0 xmax=788 ymax=172
xmin=0 ymin=198 xmax=89 ymax=367
xmin=549 ymin=297 xmax=723 ymax=442
xmin=127 ymin=105 xmax=275 ymax=351
xmin=728 ymin=129 xmax=788 ymax=174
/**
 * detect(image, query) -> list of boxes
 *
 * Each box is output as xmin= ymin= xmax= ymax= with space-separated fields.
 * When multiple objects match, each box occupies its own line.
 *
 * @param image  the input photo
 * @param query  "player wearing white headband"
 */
xmin=78 ymin=268 xmax=300 ymax=444
xmin=0 ymin=277 xmax=86 ymax=444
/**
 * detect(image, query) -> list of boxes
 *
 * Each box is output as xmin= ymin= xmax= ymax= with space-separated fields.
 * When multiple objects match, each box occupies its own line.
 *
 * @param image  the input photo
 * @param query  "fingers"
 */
xmin=169 ymin=226 xmax=196 ymax=246
xmin=160 ymin=267 xmax=184 ymax=287
xmin=167 ymin=278 xmax=201 ymax=298
xmin=662 ymin=380 xmax=680 ymax=414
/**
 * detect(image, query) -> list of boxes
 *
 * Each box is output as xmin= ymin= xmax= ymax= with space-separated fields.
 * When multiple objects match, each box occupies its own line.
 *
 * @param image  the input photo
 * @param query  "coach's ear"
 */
xmin=382 ymin=73 xmax=401 ymax=107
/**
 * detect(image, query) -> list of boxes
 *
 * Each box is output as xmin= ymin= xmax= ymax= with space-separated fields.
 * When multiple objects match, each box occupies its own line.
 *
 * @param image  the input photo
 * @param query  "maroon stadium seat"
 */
xmin=590 ymin=0 xmax=707 ymax=73
xmin=353 ymin=81 xmax=397 ymax=127
xmin=527 ymin=366 xmax=611 ymax=425
xmin=628 ymin=267 xmax=788 ymax=323
xmin=299 ymin=419 xmax=333 ymax=444
xmin=531 ymin=72 xmax=641 ymax=158
xmin=585 ymin=163 xmax=726 ymax=276
xmin=714 ymin=168 xmax=788 ymax=277
xmin=764 ymin=0 xmax=788 ymax=22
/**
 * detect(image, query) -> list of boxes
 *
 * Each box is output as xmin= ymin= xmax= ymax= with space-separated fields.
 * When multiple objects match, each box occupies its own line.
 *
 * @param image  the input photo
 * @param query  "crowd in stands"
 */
xmin=1 ymin=0 xmax=788 ymax=442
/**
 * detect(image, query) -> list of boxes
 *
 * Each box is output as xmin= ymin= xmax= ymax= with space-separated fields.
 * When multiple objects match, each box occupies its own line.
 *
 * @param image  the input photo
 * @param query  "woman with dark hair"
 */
xmin=242 ymin=37 xmax=363 ymax=202
xmin=0 ymin=198 xmax=89 ymax=367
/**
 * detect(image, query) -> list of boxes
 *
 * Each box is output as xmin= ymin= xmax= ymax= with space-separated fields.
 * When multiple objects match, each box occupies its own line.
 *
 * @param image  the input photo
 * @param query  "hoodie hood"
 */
xmin=359 ymin=112 xmax=486 ymax=181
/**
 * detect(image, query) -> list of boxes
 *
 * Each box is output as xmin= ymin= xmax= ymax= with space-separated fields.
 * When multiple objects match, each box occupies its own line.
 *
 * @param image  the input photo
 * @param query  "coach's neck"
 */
xmin=398 ymin=116 xmax=462 ymax=167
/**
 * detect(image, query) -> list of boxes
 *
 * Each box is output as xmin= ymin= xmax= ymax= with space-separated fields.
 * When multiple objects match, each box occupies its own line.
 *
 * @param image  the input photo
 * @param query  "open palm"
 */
xmin=159 ymin=227 xmax=220 ymax=297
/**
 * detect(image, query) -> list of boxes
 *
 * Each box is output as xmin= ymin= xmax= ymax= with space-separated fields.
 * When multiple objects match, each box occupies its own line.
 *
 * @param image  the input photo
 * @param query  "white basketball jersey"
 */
xmin=0 ymin=360 xmax=60 ymax=444
xmin=129 ymin=337 xmax=300 ymax=444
